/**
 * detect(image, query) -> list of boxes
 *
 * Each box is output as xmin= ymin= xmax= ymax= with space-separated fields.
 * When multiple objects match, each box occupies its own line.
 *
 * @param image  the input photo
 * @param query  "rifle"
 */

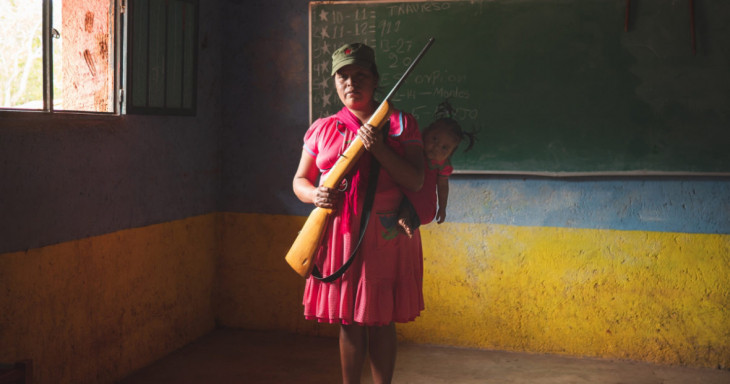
xmin=286 ymin=37 xmax=435 ymax=278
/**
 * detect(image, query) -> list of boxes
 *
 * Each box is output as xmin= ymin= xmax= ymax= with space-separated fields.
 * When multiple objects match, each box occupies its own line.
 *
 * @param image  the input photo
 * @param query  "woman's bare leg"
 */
xmin=340 ymin=324 xmax=367 ymax=384
xmin=367 ymin=323 xmax=397 ymax=384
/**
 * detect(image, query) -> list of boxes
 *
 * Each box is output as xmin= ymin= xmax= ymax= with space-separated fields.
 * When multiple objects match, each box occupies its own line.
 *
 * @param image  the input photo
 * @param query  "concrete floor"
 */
xmin=118 ymin=329 xmax=730 ymax=384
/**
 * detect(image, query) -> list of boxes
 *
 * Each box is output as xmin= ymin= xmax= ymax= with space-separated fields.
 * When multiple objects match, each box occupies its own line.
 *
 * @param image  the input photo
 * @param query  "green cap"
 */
xmin=331 ymin=43 xmax=376 ymax=76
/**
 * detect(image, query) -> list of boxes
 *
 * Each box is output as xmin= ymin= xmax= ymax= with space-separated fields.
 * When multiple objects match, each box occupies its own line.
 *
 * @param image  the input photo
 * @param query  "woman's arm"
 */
xmin=358 ymin=124 xmax=424 ymax=192
xmin=293 ymin=150 xmax=341 ymax=209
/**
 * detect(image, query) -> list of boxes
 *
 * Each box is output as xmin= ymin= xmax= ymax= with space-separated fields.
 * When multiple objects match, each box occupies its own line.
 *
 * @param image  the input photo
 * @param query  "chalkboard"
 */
xmin=309 ymin=0 xmax=730 ymax=175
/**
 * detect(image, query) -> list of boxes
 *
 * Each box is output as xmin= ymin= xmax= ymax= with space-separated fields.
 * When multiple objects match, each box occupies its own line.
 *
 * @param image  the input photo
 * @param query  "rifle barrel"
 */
xmin=382 ymin=37 xmax=435 ymax=102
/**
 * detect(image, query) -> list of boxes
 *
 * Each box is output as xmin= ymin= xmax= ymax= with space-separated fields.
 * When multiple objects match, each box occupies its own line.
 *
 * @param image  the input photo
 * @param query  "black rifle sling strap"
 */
xmin=312 ymin=146 xmax=382 ymax=283
xmin=312 ymin=159 xmax=379 ymax=283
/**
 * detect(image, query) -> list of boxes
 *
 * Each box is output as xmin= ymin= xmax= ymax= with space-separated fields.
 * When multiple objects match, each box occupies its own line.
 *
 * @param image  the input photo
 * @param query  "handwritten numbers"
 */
xmin=354 ymin=8 xmax=368 ymax=21
xmin=311 ymin=4 xmax=469 ymax=121
xmin=379 ymin=20 xmax=401 ymax=37
xmin=355 ymin=22 xmax=370 ymax=36
xmin=331 ymin=11 xmax=344 ymax=24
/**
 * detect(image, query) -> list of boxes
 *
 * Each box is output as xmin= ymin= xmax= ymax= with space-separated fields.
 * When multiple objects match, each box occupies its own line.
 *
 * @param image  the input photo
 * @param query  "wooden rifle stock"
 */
xmin=285 ymin=102 xmax=393 ymax=277
xmin=286 ymin=37 xmax=435 ymax=278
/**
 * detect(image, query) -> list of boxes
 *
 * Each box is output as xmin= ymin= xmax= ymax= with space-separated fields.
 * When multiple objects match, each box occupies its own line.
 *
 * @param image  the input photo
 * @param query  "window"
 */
xmin=0 ymin=0 xmax=119 ymax=113
xmin=127 ymin=0 xmax=198 ymax=115
xmin=0 ymin=0 xmax=198 ymax=115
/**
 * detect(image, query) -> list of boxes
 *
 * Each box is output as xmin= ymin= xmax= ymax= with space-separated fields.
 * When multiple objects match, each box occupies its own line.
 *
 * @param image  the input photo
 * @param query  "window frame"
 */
xmin=1 ymin=0 xmax=198 ymax=117
xmin=126 ymin=0 xmax=199 ymax=116
xmin=0 ymin=0 xmax=124 ymax=115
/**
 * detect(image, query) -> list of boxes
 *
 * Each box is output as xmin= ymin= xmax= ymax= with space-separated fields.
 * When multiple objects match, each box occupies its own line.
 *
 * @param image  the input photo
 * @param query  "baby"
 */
xmin=399 ymin=103 xmax=475 ymax=236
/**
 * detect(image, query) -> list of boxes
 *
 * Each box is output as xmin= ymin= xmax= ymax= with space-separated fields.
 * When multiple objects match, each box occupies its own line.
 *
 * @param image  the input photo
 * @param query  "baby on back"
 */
xmin=399 ymin=101 xmax=475 ymax=236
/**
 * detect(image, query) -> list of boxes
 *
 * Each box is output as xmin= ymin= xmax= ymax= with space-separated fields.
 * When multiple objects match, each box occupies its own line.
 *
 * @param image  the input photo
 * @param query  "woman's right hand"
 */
xmin=312 ymin=186 xmax=341 ymax=209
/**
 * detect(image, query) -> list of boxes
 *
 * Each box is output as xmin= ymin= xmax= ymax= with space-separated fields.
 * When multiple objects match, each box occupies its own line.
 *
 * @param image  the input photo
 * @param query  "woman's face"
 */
xmin=334 ymin=64 xmax=378 ymax=112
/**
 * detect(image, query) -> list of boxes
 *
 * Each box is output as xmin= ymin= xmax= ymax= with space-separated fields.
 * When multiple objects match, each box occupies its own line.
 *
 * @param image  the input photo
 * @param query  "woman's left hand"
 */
xmin=358 ymin=124 xmax=384 ymax=155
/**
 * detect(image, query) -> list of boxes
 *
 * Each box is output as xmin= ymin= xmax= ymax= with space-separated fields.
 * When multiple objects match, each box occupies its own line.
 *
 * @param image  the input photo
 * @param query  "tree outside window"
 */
xmin=0 ymin=0 xmax=116 ymax=113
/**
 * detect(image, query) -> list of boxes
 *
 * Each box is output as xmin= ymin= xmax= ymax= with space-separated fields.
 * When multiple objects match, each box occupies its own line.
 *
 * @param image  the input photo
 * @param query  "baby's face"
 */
xmin=423 ymin=124 xmax=459 ymax=163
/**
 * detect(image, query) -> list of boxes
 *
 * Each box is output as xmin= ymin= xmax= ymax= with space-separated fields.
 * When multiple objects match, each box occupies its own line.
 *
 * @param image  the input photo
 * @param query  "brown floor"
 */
xmin=118 ymin=329 xmax=730 ymax=384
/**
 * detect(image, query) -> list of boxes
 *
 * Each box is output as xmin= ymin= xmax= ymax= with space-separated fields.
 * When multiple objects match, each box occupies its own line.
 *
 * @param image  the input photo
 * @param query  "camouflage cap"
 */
xmin=331 ymin=43 xmax=376 ymax=76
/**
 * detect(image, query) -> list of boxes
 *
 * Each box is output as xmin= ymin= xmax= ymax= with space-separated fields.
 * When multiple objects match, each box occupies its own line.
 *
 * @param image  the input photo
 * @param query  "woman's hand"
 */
xmin=312 ymin=186 xmax=342 ymax=209
xmin=358 ymin=124 xmax=384 ymax=155
xmin=293 ymin=150 xmax=342 ymax=209
xmin=355 ymin=115 xmax=424 ymax=192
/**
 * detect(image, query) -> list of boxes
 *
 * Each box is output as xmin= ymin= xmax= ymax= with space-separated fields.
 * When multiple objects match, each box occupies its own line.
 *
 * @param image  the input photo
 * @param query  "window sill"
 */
xmin=0 ymin=109 xmax=123 ymax=121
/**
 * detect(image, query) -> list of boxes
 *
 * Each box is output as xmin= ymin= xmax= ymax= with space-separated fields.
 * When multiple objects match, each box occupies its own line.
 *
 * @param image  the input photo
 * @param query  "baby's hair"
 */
xmin=426 ymin=100 xmax=476 ymax=153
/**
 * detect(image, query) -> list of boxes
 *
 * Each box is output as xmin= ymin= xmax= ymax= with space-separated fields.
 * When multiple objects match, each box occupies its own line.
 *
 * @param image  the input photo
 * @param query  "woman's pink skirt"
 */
xmin=302 ymin=185 xmax=425 ymax=326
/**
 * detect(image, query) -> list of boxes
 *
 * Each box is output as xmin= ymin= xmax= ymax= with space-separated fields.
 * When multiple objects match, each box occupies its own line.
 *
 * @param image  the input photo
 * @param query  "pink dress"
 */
xmin=429 ymin=157 xmax=455 ymax=179
xmin=402 ymin=157 xmax=454 ymax=227
xmin=301 ymin=107 xmax=425 ymax=326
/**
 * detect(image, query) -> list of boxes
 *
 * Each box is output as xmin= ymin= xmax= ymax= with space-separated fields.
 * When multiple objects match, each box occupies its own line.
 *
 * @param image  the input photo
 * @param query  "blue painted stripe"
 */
xmin=447 ymin=178 xmax=730 ymax=234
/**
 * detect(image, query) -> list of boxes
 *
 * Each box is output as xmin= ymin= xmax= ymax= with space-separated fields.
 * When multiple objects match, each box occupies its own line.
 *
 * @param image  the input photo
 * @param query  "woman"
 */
xmin=292 ymin=43 xmax=425 ymax=384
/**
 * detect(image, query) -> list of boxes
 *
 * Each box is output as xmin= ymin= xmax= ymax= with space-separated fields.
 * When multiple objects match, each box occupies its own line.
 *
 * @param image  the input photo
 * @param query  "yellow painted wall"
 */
xmin=0 ymin=214 xmax=218 ymax=384
xmin=2 ymin=211 xmax=727 ymax=384
xmin=216 ymin=213 xmax=730 ymax=369
xmin=215 ymin=212 xmax=336 ymax=336
xmin=408 ymin=223 xmax=730 ymax=368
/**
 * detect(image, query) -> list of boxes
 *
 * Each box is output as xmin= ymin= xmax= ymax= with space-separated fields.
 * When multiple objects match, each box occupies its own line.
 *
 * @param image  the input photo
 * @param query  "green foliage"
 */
xmin=0 ymin=0 xmax=44 ymax=108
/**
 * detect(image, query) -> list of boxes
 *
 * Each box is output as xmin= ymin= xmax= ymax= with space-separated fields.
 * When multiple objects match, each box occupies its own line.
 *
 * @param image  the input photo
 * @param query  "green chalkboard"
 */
xmin=309 ymin=0 xmax=730 ymax=175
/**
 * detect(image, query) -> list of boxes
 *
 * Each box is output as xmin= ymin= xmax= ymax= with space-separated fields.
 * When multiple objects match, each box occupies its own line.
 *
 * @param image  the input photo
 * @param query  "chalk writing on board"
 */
xmin=310 ymin=2 xmax=478 ymax=126
xmin=311 ymin=1 xmax=730 ymax=174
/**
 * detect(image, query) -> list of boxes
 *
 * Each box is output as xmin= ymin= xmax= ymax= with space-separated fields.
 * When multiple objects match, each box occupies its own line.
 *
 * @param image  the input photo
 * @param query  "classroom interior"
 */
xmin=1 ymin=1 xmax=729 ymax=383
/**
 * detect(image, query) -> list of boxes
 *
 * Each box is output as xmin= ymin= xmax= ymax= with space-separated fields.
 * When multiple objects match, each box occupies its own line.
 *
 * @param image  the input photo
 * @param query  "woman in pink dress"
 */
xmin=292 ymin=43 xmax=425 ymax=384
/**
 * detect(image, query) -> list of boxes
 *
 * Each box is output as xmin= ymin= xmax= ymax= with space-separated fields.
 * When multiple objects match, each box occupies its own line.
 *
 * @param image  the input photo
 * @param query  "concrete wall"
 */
xmin=0 ymin=1 xmax=223 ymax=382
xmin=217 ymin=181 xmax=730 ymax=369
xmin=1 ymin=215 xmax=218 ymax=383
